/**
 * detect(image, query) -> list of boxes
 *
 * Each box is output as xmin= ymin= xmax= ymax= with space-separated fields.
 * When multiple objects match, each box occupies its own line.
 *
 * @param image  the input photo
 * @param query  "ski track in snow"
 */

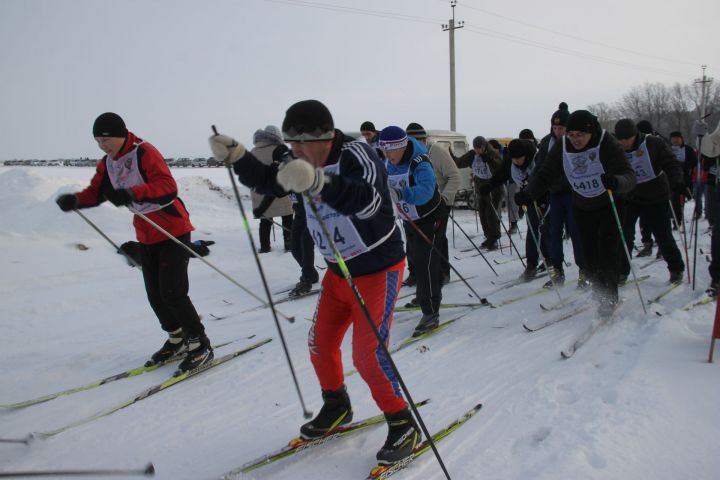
xmin=1 ymin=166 xmax=719 ymax=480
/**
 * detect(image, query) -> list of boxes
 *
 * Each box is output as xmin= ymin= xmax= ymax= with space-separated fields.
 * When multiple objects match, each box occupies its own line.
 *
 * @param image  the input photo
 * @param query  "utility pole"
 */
xmin=442 ymin=1 xmax=463 ymax=132
xmin=695 ymin=65 xmax=713 ymax=120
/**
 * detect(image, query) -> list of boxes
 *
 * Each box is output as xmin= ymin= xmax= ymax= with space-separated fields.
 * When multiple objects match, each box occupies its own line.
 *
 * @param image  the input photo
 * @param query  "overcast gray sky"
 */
xmin=1 ymin=0 xmax=718 ymax=160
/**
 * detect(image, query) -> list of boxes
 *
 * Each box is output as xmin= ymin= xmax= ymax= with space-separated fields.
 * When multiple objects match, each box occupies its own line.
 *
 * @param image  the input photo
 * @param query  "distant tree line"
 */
xmin=588 ymin=80 xmax=720 ymax=141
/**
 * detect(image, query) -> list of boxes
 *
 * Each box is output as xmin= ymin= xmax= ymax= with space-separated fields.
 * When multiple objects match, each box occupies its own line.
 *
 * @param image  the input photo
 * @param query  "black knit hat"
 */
xmin=566 ymin=110 xmax=599 ymax=134
xmin=670 ymin=131 xmax=683 ymax=139
xmin=282 ymin=100 xmax=335 ymax=142
xmin=93 ymin=112 xmax=128 ymax=138
xmin=614 ymin=119 xmax=638 ymax=140
xmin=360 ymin=121 xmax=376 ymax=133
xmin=405 ymin=122 xmax=427 ymax=139
xmin=473 ymin=136 xmax=488 ymax=148
xmin=519 ymin=128 xmax=535 ymax=141
xmin=507 ymin=139 xmax=533 ymax=159
xmin=636 ymin=120 xmax=654 ymax=135
xmin=551 ymin=102 xmax=570 ymax=127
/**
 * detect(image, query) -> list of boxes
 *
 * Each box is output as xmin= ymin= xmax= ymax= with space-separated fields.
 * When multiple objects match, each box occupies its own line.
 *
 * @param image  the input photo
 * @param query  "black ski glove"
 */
xmin=514 ymin=190 xmax=532 ymax=207
xmin=105 ymin=188 xmax=134 ymax=207
xmin=601 ymin=174 xmax=619 ymax=191
xmin=56 ymin=194 xmax=77 ymax=212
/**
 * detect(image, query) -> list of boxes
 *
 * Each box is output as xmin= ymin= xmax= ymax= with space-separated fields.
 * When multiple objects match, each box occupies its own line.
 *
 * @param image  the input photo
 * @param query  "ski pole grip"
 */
xmin=211 ymin=125 xmax=218 ymax=135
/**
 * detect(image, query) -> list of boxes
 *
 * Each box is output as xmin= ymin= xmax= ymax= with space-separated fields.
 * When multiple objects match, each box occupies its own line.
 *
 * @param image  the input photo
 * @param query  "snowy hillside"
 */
xmin=0 ymin=166 xmax=718 ymax=480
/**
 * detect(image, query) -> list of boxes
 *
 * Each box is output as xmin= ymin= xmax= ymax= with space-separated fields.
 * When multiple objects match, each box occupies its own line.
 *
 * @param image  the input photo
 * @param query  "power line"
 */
xmin=266 ymin=0 xmax=696 ymax=78
xmin=462 ymin=24 xmax=688 ymax=78
xmin=457 ymin=2 xmax=703 ymax=67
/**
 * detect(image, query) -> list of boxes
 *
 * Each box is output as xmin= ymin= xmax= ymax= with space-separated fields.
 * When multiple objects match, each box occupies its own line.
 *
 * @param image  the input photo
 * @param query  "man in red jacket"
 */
xmin=55 ymin=112 xmax=211 ymax=373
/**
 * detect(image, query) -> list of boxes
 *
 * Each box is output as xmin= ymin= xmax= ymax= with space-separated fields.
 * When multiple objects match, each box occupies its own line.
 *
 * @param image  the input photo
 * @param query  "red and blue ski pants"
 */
xmin=309 ymin=261 xmax=406 ymax=414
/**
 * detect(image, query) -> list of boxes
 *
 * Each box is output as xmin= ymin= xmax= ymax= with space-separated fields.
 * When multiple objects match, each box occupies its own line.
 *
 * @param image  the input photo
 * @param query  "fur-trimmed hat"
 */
xmin=282 ymin=100 xmax=335 ymax=142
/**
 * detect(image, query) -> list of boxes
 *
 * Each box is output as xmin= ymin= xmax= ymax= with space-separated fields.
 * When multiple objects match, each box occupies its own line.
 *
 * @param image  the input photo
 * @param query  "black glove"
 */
xmin=252 ymin=207 xmax=263 ymax=219
xmin=478 ymin=183 xmax=493 ymax=195
xmin=601 ymin=174 xmax=618 ymax=191
xmin=105 ymin=188 xmax=134 ymax=207
xmin=56 ymin=194 xmax=77 ymax=212
xmin=190 ymin=240 xmax=214 ymax=257
xmin=272 ymin=144 xmax=292 ymax=163
xmin=514 ymin=190 xmax=532 ymax=207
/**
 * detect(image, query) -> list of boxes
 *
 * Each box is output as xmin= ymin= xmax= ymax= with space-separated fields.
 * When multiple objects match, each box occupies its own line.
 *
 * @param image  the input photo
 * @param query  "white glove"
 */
xmin=276 ymin=159 xmax=327 ymax=196
xmin=208 ymin=134 xmax=247 ymax=166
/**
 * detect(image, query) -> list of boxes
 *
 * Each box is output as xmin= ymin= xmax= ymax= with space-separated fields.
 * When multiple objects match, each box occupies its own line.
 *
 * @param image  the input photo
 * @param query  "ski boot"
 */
xmin=669 ymin=270 xmax=683 ymax=285
xmin=636 ymin=243 xmax=652 ymax=258
xmin=376 ymin=408 xmax=420 ymax=465
xmin=177 ymin=335 xmax=213 ymax=374
xmin=300 ymin=386 xmax=353 ymax=439
xmin=508 ymin=222 xmax=518 ymax=234
xmin=288 ymin=277 xmax=314 ymax=298
xmin=484 ymin=239 xmax=498 ymax=251
xmin=412 ymin=313 xmax=439 ymax=337
xmin=145 ymin=328 xmax=187 ymax=367
xmin=597 ymin=298 xmax=618 ymax=318
xmin=543 ymin=268 xmax=565 ymax=289
xmin=519 ymin=265 xmax=537 ymax=282
xmin=404 ymin=297 xmax=420 ymax=308
xmin=577 ymin=269 xmax=591 ymax=290
xmin=706 ymin=281 xmax=719 ymax=298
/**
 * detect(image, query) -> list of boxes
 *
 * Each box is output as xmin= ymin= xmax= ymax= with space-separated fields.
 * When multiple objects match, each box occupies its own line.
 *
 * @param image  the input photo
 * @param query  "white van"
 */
xmin=424 ymin=130 xmax=472 ymax=207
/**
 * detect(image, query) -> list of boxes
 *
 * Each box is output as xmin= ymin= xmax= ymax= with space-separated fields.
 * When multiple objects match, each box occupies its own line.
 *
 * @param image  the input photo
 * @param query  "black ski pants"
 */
xmin=574 ymin=203 xmax=625 ymax=303
xmin=620 ymin=202 xmax=685 ymax=276
xmin=140 ymin=233 xmax=205 ymax=338
xmin=405 ymin=205 xmax=448 ymax=315
xmin=290 ymin=206 xmax=318 ymax=283
xmin=259 ymin=214 xmax=293 ymax=251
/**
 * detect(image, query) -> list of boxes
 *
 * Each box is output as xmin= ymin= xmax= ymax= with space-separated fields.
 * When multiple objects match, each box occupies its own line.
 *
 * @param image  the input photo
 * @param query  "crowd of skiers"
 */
xmin=53 ymin=101 xmax=720 ymax=468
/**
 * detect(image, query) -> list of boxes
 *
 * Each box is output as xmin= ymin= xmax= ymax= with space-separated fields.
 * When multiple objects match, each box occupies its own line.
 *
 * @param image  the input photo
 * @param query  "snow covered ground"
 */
xmin=1 ymin=166 xmax=719 ymax=480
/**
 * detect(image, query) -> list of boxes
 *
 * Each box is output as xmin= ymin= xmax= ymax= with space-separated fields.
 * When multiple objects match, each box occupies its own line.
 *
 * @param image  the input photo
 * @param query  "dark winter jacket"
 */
xmin=232 ymin=129 xmax=405 ymax=277
xmin=74 ymin=132 xmax=193 ymax=244
xmin=525 ymin=129 xmax=636 ymax=211
xmin=536 ymin=133 xmax=572 ymax=194
xmin=455 ymin=145 xmax=504 ymax=194
xmin=624 ymin=133 xmax=683 ymax=206
xmin=485 ymin=139 xmax=537 ymax=191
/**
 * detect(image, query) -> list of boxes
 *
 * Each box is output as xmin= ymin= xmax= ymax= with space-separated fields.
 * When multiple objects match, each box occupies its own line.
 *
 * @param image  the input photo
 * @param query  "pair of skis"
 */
xmin=221 ymin=401 xmax=482 ymax=480
xmin=0 ymin=337 xmax=250 ymax=409
xmin=3 ymin=338 xmax=271 ymax=440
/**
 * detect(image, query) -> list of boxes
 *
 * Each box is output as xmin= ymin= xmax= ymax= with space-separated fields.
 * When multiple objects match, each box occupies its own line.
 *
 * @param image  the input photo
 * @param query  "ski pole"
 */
xmin=0 ymin=435 xmax=33 ymax=445
xmin=450 ymin=205 xmax=456 ymax=248
xmin=0 ymin=463 xmax=154 ymax=478
xmin=447 ymin=214 xmax=499 ymax=276
xmin=668 ymin=199 xmax=690 ymax=284
xmin=523 ymin=203 xmax=563 ymax=302
xmin=303 ymin=192 xmax=453 ymax=480
xmin=607 ymin=190 xmax=647 ymax=314
xmin=72 ymin=209 xmax=141 ymax=268
xmin=394 ymin=205 xmax=490 ymax=306
xmin=209 ymin=125 xmax=312 ymax=419
xmin=128 ymin=207 xmax=294 ymax=322
xmin=488 ymin=199 xmax=526 ymax=268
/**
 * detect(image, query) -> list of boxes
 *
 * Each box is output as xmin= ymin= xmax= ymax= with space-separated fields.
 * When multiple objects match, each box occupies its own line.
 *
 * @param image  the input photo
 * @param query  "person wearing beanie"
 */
xmin=210 ymin=100 xmax=419 ymax=465
xmin=249 ymin=126 xmax=294 ymax=255
xmin=669 ymin=130 xmax=698 ymax=227
xmin=405 ymin=122 xmax=460 ymax=285
xmin=613 ymin=118 xmax=686 ymax=284
xmin=519 ymin=128 xmax=538 ymax=147
xmin=454 ymin=134 xmax=505 ymax=250
xmin=482 ymin=139 xmax=551 ymax=280
xmin=55 ymin=113 xmax=213 ymax=373
xmin=360 ymin=121 xmax=382 ymax=154
xmin=489 ymin=139 xmax=522 ymax=233
xmin=379 ymin=125 xmax=448 ymax=337
xmin=516 ymin=109 xmax=636 ymax=317
xmin=535 ymin=102 xmax=587 ymax=289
